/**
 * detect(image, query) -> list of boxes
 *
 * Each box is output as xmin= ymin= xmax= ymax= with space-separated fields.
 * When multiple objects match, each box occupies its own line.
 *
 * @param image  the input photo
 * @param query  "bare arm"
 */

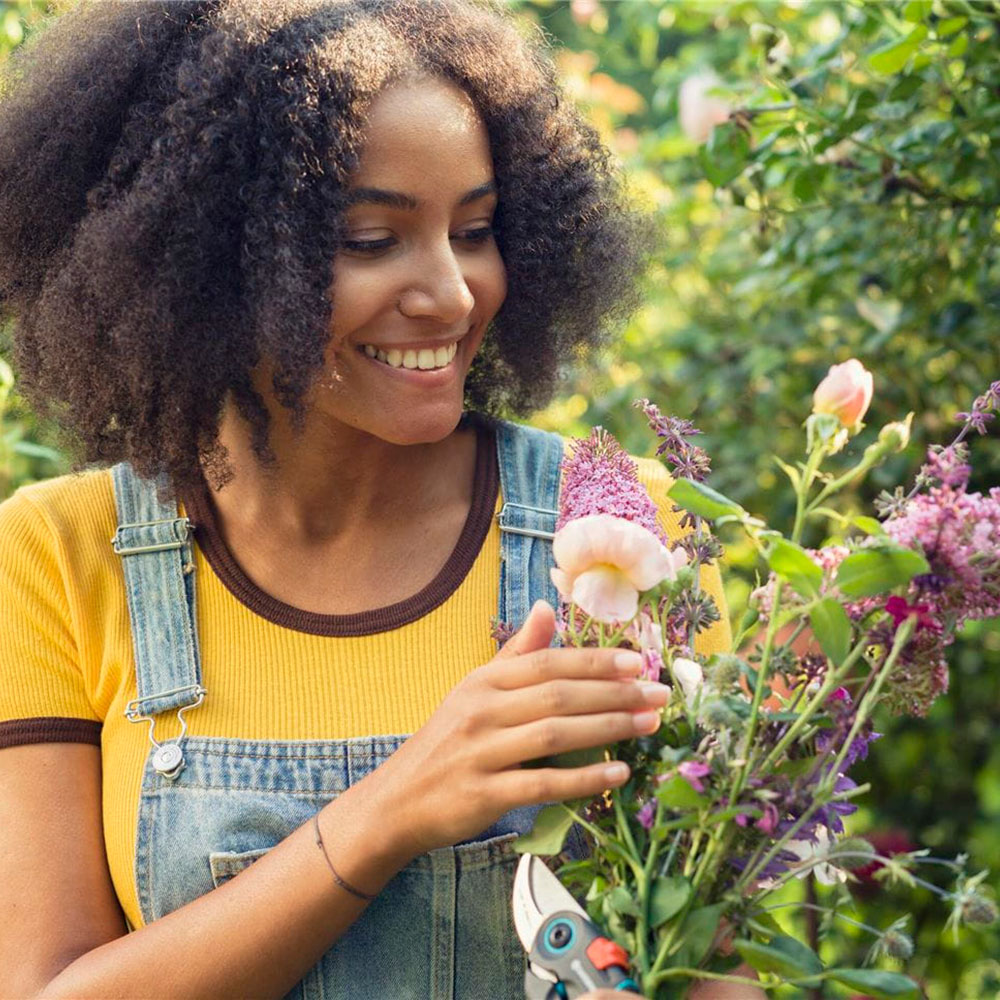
xmin=0 ymin=742 xmax=414 ymax=1000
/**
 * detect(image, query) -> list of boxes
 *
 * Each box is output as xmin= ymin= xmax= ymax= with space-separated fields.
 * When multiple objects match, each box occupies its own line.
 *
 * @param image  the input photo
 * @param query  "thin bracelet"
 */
xmin=312 ymin=811 xmax=377 ymax=902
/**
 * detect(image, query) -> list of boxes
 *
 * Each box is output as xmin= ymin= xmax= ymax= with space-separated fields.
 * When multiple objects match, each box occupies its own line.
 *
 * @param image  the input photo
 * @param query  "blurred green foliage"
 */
xmin=1 ymin=0 xmax=998 ymax=994
xmin=514 ymin=1 xmax=1000 ymax=994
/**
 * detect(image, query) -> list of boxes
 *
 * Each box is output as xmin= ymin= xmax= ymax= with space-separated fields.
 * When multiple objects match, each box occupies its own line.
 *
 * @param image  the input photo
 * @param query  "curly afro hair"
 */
xmin=0 ymin=0 xmax=647 ymax=495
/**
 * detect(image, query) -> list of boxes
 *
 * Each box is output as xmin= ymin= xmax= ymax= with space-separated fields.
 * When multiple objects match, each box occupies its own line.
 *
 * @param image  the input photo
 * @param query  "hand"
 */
xmin=372 ymin=601 xmax=669 ymax=857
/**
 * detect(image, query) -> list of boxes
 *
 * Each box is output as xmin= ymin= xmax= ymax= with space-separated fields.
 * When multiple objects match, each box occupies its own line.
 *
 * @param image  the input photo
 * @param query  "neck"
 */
xmin=204 ymin=400 xmax=478 ymax=545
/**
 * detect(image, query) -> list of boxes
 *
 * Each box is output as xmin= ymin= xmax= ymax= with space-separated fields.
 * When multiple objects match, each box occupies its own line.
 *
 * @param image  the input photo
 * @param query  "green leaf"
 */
xmin=947 ymin=32 xmax=969 ymax=58
xmin=12 ymin=441 xmax=63 ymax=462
xmin=869 ymin=25 xmax=927 ymax=74
xmin=809 ymin=598 xmax=852 ymax=664
xmin=512 ymin=804 xmax=574 ymax=855
xmin=936 ymin=15 xmax=968 ymax=37
xmin=698 ymin=121 xmax=750 ymax=187
xmin=733 ymin=935 xmax=824 ymax=977
xmin=667 ymin=478 xmax=744 ymax=520
xmin=766 ymin=538 xmax=822 ymax=598
xmin=605 ymin=885 xmax=640 ymax=918
xmin=656 ymin=774 xmax=708 ymax=811
xmin=649 ymin=876 xmax=692 ymax=928
xmin=671 ymin=904 xmax=725 ymax=967
xmin=902 ymin=0 xmax=931 ymax=21
xmin=827 ymin=968 xmax=921 ymax=998
xmin=852 ymin=515 xmax=887 ymax=536
xmin=834 ymin=547 xmax=930 ymax=598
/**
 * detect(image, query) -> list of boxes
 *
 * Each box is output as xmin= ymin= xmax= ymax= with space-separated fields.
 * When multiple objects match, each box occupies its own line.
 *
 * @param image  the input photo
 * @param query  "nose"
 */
xmin=397 ymin=241 xmax=475 ymax=324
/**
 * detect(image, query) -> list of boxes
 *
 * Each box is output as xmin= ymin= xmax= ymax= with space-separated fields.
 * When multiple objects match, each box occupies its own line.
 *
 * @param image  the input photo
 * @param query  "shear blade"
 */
xmin=512 ymin=854 xmax=589 ymax=956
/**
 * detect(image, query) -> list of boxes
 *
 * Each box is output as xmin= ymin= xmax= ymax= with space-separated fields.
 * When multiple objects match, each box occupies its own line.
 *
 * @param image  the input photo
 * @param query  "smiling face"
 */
xmin=312 ymin=75 xmax=506 ymax=446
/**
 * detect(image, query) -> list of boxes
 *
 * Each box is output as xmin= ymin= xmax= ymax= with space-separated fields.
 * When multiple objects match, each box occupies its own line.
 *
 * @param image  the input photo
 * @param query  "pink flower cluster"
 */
xmin=886 ymin=479 xmax=1000 ymax=628
xmin=557 ymin=428 xmax=666 ymax=540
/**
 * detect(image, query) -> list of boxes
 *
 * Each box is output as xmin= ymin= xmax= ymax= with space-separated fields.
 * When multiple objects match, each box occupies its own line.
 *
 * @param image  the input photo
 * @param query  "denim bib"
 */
xmin=110 ymin=419 xmax=586 ymax=1000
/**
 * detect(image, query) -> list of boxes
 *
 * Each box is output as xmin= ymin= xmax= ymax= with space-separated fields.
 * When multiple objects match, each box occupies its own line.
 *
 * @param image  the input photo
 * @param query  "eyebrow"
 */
xmin=345 ymin=180 xmax=497 ymax=210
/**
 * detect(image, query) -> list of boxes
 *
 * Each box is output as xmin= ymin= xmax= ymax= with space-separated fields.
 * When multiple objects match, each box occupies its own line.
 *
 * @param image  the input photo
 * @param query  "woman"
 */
xmin=0 ymin=3 xmax=753 ymax=997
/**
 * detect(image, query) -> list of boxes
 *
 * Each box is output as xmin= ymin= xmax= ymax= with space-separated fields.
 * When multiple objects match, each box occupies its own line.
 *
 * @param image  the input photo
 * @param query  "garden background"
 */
xmin=1 ymin=1 xmax=998 ymax=996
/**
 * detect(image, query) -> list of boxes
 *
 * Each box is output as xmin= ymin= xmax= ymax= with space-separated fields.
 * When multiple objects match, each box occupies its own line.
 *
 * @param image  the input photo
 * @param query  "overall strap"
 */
xmin=110 ymin=463 xmax=204 ymax=777
xmin=495 ymin=420 xmax=564 ymax=637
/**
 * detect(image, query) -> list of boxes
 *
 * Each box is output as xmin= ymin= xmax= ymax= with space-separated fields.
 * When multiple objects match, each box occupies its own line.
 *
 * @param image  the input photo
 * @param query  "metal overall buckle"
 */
xmin=124 ymin=684 xmax=207 ymax=780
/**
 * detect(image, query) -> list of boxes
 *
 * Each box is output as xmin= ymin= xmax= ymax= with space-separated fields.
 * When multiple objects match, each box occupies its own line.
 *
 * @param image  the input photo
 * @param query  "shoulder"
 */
xmin=0 ymin=468 xmax=116 ymax=563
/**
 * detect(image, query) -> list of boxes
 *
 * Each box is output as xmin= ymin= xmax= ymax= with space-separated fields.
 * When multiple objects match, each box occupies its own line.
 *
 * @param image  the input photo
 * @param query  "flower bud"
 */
xmin=961 ymin=893 xmax=999 ymax=925
xmin=877 ymin=412 xmax=913 ymax=453
xmin=880 ymin=928 xmax=914 ymax=960
xmin=813 ymin=359 xmax=874 ymax=430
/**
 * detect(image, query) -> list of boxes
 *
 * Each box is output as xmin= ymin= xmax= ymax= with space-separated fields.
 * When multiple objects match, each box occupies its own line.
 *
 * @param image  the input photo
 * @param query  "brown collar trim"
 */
xmin=181 ymin=423 xmax=498 ymax=637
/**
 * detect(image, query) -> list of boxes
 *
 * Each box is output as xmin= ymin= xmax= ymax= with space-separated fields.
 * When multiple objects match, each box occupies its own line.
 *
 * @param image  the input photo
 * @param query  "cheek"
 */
xmin=326 ymin=266 xmax=387 ymax=341
xmin=473 ymin=247 xmax=507 ymax=319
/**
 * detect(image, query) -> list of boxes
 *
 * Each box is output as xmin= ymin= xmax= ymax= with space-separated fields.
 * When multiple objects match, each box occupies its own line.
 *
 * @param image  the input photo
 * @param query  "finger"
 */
xmin=493 ymin=600 xmax=556 ymax=660
xmin=484 ymin=707 xmax=661 ymax=770
xmin=494 ymin=677 xmax=670 ymax=728
xmin=489 ymin=645 xmax=643 ymax=691
xmin=491 ymin=757 xmax=632 ymax=808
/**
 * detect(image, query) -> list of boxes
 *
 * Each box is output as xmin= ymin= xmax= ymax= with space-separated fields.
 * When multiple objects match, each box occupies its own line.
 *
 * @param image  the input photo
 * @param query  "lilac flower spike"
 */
xmin=558 ymin=428 xmax=666 ymax=542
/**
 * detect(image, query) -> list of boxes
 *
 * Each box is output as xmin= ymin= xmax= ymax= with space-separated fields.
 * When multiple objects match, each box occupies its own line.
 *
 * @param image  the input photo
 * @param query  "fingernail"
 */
xmin=633 ymin=709 xmax=660 ymax=731
xmin=604 ymin=762 xmax=629 ymax=782
xmin=614 ymin=651 xmax=642 ymax=674
xmin=639 ymin=682 xmax=670 ymax=703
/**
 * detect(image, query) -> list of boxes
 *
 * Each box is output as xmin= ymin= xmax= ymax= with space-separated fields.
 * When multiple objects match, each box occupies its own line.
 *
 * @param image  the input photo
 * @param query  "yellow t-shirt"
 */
xmin=0 ymin=429 xmax=730 ymax=930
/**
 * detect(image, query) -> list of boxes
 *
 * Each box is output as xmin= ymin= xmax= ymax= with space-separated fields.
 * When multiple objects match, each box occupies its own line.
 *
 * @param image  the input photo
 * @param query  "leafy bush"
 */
xmin=515 ymin=1 xmax=1000 ymax=992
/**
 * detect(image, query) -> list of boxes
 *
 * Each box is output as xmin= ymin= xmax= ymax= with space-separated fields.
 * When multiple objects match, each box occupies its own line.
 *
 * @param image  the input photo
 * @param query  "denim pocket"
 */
xmin=208 ymin=846 xmax=272 ymax=888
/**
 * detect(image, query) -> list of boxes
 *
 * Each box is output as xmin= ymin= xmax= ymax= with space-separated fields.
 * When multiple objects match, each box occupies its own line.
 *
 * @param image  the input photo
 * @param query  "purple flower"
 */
xmin=637 ymin=800 xmax=656 ymax=830
xmin=557 ymin=428 xmax=666 ymax=542
xmin=678 ymin=760 xmax=711 ymax=793
xmin=955 ymin=409 xmax=995 ymax=435
xmin=635 ymin=399 xmax=712 ymax=482
xmin=755 ymin=802 xmax=780 ymax=836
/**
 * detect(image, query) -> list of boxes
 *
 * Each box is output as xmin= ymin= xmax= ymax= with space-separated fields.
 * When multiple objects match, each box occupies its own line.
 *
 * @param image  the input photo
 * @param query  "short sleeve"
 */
xmin=634 ymin=457 xmax=733 ymax=657
xmin=0 ymin=489 xmax=101 ymax=748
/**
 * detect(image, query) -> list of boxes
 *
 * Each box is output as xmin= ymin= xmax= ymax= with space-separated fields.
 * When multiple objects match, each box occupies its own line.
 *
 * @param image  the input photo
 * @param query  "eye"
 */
xmin=341 ymin=236 xmax=396 ymax=255
xmin=453 ymin=226 xmax=495 ymax=245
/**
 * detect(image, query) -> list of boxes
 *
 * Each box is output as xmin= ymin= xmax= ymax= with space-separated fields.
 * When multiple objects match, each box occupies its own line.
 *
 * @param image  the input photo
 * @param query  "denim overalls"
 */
xmin=110 ymin=419 xmax=587 ymax=1000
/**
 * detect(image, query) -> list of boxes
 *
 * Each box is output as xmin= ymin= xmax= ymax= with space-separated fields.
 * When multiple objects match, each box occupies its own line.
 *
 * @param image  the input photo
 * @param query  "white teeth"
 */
xmin=362 ymin=340 xmax=459 ymax=370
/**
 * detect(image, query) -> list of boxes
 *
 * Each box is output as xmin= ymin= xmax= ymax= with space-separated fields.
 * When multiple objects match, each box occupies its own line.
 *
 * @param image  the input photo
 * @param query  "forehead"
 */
xmin=349 ymin=77 xmax=494 ymax=190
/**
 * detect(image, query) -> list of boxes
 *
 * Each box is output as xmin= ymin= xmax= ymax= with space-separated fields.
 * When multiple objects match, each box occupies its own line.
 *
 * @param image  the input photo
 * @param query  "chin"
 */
xmin=375 ymin=409 xmax=466 ymax=447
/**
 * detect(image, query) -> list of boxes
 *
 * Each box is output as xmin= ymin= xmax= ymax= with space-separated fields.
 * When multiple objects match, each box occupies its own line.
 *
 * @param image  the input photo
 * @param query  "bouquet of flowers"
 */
xmin=512 ymin=361 xmax=1000 ymax=998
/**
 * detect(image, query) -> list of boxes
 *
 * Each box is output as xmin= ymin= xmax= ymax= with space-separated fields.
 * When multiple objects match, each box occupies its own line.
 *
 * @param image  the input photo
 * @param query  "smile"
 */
xmin=359 ymin=341 xmax=459 ymax=371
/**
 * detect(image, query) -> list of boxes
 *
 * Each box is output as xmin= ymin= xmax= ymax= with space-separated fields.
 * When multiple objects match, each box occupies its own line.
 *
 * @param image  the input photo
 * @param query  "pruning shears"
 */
xmin=512 ymin=853 xmax=643 ymax=999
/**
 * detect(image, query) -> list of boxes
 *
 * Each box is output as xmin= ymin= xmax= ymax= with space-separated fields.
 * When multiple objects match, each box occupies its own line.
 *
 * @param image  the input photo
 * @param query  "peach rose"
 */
xmin=812 ymin=359 xmax=874 ymax=429
xmin=550 ymin=514 xmax=688 ymax=623
xmin=678 ymin=72 xmax=731 ymax=144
